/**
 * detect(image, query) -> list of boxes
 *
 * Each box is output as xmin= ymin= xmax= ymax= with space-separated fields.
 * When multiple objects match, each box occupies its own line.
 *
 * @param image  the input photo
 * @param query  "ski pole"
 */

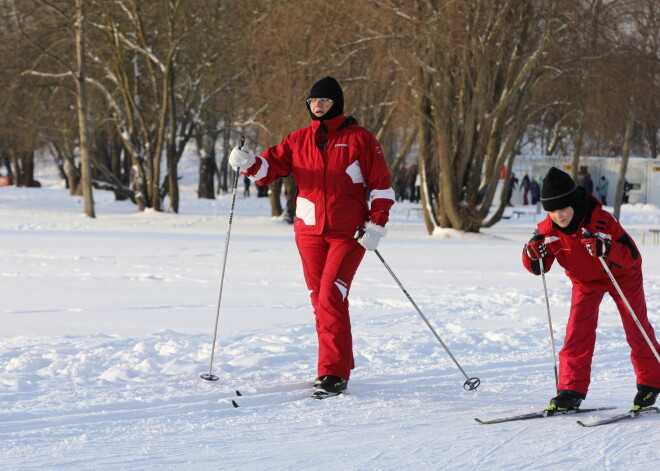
xmin=365 ymin=237 xmax=480 ymax=390
xmin=201 ymin=136 xmax=245 ymax=382
xmin=582 ymin=229 xmax=660 ymax=367
xmin=532 ymin=231 xmax=559 ymax=387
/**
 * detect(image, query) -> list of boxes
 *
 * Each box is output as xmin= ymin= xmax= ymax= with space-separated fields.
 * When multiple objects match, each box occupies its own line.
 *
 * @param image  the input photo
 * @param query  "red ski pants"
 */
xmin=559 ymin=275 xmax=660 ymax=395
xmin=295 ymin=233 xmax=365 ymax=380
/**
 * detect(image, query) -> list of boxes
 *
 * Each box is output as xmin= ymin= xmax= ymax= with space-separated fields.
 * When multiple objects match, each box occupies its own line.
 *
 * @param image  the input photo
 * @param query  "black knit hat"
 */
xmin=541 ymin=167 xmax=579 ymax=211
xmin=306 ymin=76 xmax=344 ymax=120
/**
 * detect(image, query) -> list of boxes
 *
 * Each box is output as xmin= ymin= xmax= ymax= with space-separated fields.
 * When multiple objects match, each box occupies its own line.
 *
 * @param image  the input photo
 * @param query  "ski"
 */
xmin=475 ymin=406 xmax=616 ymax=425
xmin=231 ymin=388 xmax=345 ymax=407
xmin=231 ymin=389 xmax=310 ymax=408
xmin=576 ymin=406 xmax=660 ymax=427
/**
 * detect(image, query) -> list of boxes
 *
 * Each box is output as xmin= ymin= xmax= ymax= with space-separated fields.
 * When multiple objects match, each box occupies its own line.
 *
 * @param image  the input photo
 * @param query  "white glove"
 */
xmin=354 ymin=222 xmax=387 ymax=251
xmin=229 ymin=146 xmax=256 ymax=170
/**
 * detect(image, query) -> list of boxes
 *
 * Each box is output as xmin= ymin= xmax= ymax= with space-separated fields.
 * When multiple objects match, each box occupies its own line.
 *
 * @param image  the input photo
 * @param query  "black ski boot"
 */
xmin=547 ymin=390 xmax=585 ymax=411
xmin=315 ymin=375 xmax=348 ymax=394
xmin=633 ymin=385 xmax=660 ymax=410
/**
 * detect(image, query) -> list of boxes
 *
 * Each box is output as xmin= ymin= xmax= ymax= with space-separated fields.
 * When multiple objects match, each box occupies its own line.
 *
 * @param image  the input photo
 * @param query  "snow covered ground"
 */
xmin=1 ymin=159 xmax=660 ymax=470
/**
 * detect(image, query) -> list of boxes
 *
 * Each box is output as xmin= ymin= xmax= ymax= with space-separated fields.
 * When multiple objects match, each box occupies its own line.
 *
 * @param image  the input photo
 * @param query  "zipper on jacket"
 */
xmin=316 ymin=122 xmax=328 ymax=150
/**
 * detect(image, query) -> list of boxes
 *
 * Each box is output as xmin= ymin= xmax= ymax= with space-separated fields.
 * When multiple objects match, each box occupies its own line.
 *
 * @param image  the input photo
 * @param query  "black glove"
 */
xmin=524 ymin=233 xmax=547 ymax=260
xmin=581 ymin=229 xmax=610 ymax=257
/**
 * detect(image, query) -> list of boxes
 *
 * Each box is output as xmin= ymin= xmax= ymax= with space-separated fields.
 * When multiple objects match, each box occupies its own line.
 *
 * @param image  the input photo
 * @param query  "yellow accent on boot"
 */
xmin=546 ymin=404 xmax=567 ymax=411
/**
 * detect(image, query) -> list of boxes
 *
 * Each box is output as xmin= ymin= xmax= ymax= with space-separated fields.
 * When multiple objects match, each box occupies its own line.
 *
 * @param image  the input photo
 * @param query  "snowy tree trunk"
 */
xmin=614 ymin=110 xmax=634 ymax=220
xmin=198 ymin=132 xmax=218 ymax=200
xmin=75 ymin=0 xmax=95 ymax=218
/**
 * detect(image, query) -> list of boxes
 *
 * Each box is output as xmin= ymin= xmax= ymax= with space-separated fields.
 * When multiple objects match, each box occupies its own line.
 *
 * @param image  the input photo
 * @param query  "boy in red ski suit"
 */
xmin=522 ymin=167 xmax=660 ymax=410
xmin=229 ymin=77 xmax=395 ymax=395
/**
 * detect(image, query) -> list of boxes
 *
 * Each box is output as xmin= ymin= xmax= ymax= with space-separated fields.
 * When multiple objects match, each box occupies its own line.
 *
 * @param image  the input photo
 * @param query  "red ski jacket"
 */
xmin=243 ymin=114 xmax=395 ymax=236
xmin=522 ymin=196 xmax=642 ymax=292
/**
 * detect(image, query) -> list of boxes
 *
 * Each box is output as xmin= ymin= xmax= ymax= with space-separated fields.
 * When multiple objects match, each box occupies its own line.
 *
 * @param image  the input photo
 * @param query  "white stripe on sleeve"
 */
xmin=370 ymin=187 xmax=395 ymax=203
xmin=248 ymin=157 xmax=269 ymax=182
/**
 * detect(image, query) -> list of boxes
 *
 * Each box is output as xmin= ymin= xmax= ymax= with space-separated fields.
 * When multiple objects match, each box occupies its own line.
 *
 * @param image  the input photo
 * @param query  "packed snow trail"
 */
xmin=2 ymin=174 xmax=660 ymax=470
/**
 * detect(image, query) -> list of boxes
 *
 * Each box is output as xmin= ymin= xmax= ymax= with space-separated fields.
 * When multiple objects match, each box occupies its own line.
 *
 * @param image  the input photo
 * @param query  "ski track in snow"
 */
xmin=1 ymin=166 xmax=660 ymax=470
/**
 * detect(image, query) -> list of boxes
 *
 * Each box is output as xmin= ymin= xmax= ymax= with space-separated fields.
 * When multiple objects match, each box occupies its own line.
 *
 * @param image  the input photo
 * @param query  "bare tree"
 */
xmin=614 ymin=108 xmax=635 ymax=219
xmin=74 ymin=0 xmax=94 ymax=216
xmin=1 ymin=0 xmax=658 ymax=227
xmin=371 ymin=1 xmax=563 ymax=233
xmin=10 ymin=0 xmax=95 ymax=215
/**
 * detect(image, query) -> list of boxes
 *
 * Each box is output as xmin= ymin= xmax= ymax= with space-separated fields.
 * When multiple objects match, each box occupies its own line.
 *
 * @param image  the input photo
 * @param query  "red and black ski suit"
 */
xmin=242 ymin=113 xmax=395 ymax=379
xmin=522 ymin=196 xmax=660 ymax=395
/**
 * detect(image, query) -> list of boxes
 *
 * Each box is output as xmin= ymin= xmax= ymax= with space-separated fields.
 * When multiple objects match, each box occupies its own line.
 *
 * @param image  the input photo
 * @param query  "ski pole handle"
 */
xmin=581 ymin=228 xmax=595 ymax=238
xmin=531 ymin=230 xmax=545 ymax=242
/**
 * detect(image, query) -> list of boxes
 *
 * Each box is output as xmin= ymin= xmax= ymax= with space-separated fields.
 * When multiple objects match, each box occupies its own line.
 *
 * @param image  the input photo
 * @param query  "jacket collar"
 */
xmin=311 ymin=114 xmax=346 ymax=133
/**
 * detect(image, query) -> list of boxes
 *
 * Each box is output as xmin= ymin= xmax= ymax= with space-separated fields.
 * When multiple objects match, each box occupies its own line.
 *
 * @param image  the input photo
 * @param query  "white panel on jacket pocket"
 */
xmin=296 ymin=197 xmax=316 ymax=225
xmin=345 ymin=160 xmax=364 ymax=184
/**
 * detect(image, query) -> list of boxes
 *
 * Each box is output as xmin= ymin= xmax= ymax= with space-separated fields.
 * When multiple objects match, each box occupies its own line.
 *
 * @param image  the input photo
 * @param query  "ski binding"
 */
xmin=311 ymin=390 xmax=343 ymax=400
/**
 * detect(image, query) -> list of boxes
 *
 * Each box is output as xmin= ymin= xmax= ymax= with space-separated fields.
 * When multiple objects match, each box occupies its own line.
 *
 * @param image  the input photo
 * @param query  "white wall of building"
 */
xmin=510 ymin=156 xmax=660 ymax=207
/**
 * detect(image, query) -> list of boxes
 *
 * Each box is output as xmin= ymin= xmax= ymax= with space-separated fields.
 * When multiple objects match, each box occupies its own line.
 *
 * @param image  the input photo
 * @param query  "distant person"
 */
xmin=405 ymin=165 xmax=418 ymax=202
xmin=507 ymin=173 xmax=518 ymax=207
xmin=530 ymin=178 xmax=540 ymax=205
xmin=394 ymin=170 xmax=406 ymax=202
xmin=596 ymin=175 xmax=609 ymax=205
xmin=243 ymin=175 xmax=251 ymax=198
xmin=523 ymin=167 xmax=660 ymax=412
xmin=229 ymin=76 xmax=395 ymax=397
xmin=583 ymin=172 xmax=593 ymax=195
xmin=256 ymin=182 xmax=268 ymax=197
xmin=0 ymin=153 xmax=13 ymax=184
xmin=622 ymin=178 xmax=632 ymax=204
xmin=520 ymin=172 xmax=531 ymax=205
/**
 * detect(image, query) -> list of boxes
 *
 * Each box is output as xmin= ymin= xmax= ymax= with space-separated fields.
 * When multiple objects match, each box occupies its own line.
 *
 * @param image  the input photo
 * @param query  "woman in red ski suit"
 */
xmin=523 ymin=167 xmax=660 ymax=410
xmin=229 ymin=76 xmax=395 ymax=395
